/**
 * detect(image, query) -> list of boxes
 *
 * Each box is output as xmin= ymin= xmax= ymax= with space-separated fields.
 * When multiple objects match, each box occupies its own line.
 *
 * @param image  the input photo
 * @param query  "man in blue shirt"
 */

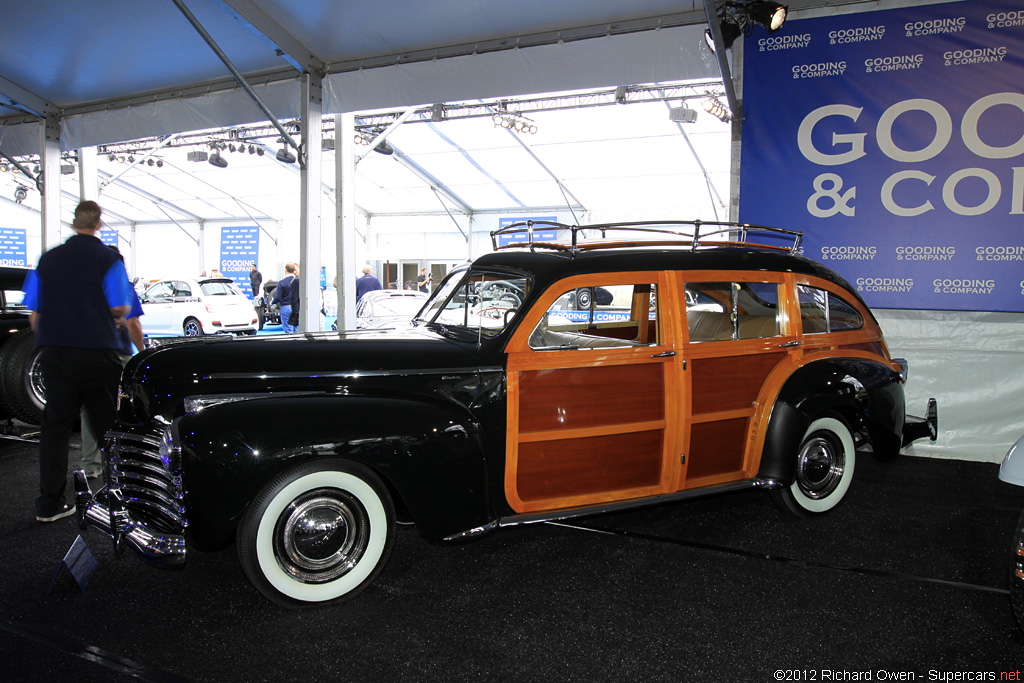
xmin=22 ymin=200 xmax=134 ymax=522
xmin=274 ymin=263 xmax=298 ymax=333
xmin=356 ymin=264 xmax=383 ymax=302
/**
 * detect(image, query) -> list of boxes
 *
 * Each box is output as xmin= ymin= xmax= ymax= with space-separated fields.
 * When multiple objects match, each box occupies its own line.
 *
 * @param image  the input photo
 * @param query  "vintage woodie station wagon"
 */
xmin=76 ymin=220 xmax=937 ymax=607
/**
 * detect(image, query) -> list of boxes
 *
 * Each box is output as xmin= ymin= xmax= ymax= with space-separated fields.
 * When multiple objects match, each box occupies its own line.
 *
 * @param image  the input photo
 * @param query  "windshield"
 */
xmin=372 ymin=296 xmax=426 ymax=318
xmin=418 ymin=268 xmax=530 ymax=338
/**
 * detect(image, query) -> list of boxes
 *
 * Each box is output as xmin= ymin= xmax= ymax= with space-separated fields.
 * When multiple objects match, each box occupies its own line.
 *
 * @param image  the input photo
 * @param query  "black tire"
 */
xmin=257 ymin=305 xmax=265 ymax=330
xmin=1011 ymin=507 xmax=1024 ymax=632
xmin=237 ymin=458 xmax=395 ymax=608
xmin=0 ymin=329 xmax=45 ymax=425
xmin=183 ymin=317 xmax=204 ymax=337
xmin=770 ymin=415 xmax=856 ymax=517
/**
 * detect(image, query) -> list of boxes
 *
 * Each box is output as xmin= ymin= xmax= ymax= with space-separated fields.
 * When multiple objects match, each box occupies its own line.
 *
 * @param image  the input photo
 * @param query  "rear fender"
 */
xmin=758 ymin=359 xmax=905 ymax=484
xmin=174 ymin=393 xmax=491 ymax=548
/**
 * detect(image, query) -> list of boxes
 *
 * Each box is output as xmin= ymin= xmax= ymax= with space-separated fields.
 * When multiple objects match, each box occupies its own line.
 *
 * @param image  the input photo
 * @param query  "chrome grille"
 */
xmin=105 ymin=428 xmax=187 ymax=534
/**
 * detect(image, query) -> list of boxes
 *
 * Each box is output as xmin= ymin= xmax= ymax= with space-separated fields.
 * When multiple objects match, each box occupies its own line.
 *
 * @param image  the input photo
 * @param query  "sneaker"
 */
xmin=37 ymin=503 xmax=76 ymax=523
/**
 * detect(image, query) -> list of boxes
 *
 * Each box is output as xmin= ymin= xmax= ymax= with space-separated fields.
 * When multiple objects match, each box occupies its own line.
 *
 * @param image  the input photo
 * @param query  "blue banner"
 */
xmin=0 ymin=228 xmax=27 ymax=267
xmin=219 ymin=226 xmax=259 ymax=298
xmin=497 ymin=216 xmax=559 ymax=247
xmin=740 ymin=0 xmax=1024 ymax=312
xmin=99 ymin=228 xmax=118 ymax=249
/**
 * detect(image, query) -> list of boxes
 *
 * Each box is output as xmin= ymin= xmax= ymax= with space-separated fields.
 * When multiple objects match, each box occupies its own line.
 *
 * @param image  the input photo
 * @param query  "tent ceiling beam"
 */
xmin=389 ymin=143 xmax=474 ymax=215
xmin=215 ymin=0 xmax=326 ymax=75
xmin=170 ymin=0 xmax=304 ymax=164
xmin=0 ymin=75 xmax=56 ymax=119
xmin=423 ymin=117 xmax=526 ymax=210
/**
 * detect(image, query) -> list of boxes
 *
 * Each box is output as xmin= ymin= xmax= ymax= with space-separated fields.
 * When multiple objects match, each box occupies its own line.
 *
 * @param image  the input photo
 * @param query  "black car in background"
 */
xmin=255 ymin=279 xmax=280 ymax=330
xmin=0 ymin=266 xmax=43 ymax=425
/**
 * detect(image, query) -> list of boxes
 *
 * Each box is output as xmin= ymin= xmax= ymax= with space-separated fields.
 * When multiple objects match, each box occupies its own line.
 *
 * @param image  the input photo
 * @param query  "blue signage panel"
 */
xmin=740 ymin=0 xmax=1024 ymax=312
xmin=219 ymin=226 xmax=259 ymax=298
xmin=497 ymin=216 xmax=559 ymax=247
xmin=0 ymin=228 xmax=27 ymax=266
xmin=99 ymin=228 xmax=118 ymax=249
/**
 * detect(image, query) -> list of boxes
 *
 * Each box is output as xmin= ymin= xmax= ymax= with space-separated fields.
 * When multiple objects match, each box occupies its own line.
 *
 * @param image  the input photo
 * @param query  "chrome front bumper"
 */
xmin=74 ymin=470 xmax=186 ymax=565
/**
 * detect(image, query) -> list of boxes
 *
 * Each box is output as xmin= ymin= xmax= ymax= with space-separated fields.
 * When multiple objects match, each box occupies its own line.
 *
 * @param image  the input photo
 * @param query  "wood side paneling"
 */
xmin=690 ymin=352 xmax=786 ymax=414
xmin=518 ymin=363 xmax=664 ymax=433
xmin=686 ymin=418 xmax=748 ymax=481
xmin=517 ymin=429 xmax=663 ymax=501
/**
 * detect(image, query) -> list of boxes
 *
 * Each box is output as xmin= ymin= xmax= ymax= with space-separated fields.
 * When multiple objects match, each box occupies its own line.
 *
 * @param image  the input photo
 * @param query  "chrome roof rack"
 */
xmin=490 ymin=220 xmax=803 ymax=255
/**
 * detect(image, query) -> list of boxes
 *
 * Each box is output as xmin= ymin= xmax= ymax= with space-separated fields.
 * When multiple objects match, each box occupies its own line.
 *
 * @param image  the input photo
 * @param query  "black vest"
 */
xmin=35 ymin=233 xmax=122 ymax=349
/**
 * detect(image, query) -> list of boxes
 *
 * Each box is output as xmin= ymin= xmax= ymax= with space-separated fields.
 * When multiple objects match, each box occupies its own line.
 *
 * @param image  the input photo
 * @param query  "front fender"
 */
xmin=1000 ymin=435 xmax=1024 ymax=487
xmin=757 ymin=358 xmax=905 ymax=484
xmin=175 ymin=393 xmax=491 ymax=548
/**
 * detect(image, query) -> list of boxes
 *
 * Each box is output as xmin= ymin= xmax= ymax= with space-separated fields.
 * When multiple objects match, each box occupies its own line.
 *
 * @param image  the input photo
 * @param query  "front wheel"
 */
xmin=1010 ymin=508 xmax=1024 ymax=631
xmin=770 ymin=416 xmax=856 ymax=516
xmin=237 ymin=459 xmax=395 ymax=607
xmin=0 ymin=329 xmax=45 ymax=424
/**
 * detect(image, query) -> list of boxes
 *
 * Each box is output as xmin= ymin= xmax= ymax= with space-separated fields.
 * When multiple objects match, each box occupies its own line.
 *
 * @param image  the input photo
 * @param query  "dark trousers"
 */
xmin=36 ymin=346 xmax=122 ymax=516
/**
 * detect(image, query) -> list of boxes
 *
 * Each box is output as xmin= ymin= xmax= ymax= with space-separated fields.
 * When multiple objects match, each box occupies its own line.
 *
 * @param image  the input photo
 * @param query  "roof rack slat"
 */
xmin=490 ymin=220 xmax=803 ymax=254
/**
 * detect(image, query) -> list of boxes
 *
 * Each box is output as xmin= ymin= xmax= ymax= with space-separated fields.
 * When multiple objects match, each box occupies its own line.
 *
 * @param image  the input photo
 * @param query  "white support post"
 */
xmin=198 ymin=220 xmax=206 ymax=275
xmin=299 ymin=72 xmax=323 ymax=332
xmin=40 ymin=114 xmax=62 ymax=251
xmin=335 ymin=113 xmax=357 ymax=331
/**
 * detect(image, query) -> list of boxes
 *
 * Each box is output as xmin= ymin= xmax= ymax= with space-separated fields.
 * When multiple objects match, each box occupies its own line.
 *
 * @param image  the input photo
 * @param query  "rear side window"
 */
xmin=530 ymin=282 xmax=658 ymax=350
xmin=685 ymin=281 xmax=781 ymax=342
xmin=798 ymin=286 xmax=863 ymax=334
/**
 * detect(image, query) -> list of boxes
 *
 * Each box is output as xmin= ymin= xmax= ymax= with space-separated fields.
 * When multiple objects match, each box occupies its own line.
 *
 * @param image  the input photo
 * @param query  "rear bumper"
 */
xmin=74 ymin=469 xmax=186 ymax=566
xmin=902 ymin=397 xmax=938 ymax=447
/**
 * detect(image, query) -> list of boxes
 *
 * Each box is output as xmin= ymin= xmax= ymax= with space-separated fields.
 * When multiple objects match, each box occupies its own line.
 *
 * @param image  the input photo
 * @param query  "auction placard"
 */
xmin=0 ymin=228 xmax=27 ymax=267
xmin=219 ymin=226 xmax=259 ymax=298
xmin=740 ymin=0 xmax=1024 ymax=312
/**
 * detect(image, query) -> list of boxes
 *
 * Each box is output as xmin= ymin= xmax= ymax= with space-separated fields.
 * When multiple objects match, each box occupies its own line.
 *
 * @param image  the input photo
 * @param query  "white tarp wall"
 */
xmin=878 ymin=310 xmax=1024 ymax=463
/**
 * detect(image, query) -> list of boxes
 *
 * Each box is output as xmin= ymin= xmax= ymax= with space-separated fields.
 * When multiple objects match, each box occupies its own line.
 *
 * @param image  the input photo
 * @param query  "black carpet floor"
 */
xmin=2 ymin=428 xmax=1023 ymax=682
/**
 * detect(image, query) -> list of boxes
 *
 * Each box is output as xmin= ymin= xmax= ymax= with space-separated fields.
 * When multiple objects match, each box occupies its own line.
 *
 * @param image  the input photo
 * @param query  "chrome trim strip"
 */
xmin=443 ymin=521 xmax=499 ymax=542
xmin=499 ymin=480 xmax=759 ymax=527
xmin=208 ymin=366 xmax=501 ymax=380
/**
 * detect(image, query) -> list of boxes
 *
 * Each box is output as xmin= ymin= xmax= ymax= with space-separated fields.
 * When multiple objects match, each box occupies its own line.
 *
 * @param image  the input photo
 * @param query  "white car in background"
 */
xmin=140 ymin=277 xmax=258 ymax=337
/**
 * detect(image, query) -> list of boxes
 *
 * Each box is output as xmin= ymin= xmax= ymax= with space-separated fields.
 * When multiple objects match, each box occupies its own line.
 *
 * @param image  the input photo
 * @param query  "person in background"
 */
xmin=249 ymin=262 xmax=262 ymax=298
xmin=275 ymin=263 xmax=298 ymax=333
xmin=78 ymin=246 xmax=145 ymax=479
xmin=417 ymin=267 xmax=432 ymax=294
xmin=356 ymin=264 xmax=382 ymax=302
xmin=22 ymin=200 xmax=134 ymax=523
xmin=286 ymin=263 xmax=301 ymax=333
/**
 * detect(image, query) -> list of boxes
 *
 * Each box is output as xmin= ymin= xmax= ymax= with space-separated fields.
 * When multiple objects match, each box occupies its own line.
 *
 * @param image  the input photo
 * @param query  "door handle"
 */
xmin=778 ymin=340 xmax=800 ymax=348
xmin=651 ymin=351 xmax=676 ymax=358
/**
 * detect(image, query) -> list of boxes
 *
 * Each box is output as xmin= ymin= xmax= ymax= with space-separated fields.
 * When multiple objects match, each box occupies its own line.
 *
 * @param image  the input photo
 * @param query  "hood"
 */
xmin=121 ymin=326 xmax=487 ymax=424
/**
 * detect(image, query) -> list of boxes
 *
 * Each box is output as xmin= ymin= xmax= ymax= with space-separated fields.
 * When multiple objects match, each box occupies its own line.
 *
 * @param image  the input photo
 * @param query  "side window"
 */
xmin=798 ymin=285 xmax=863 ymax=334
xmin=685 ymin=281 xmax=781 ymax=342
xmin=174 ymin=281 xmax=192 ymax=297
xmin=144 ymin=282 xmax=174 ymax=301
xmin=529 ymin=282 xmax=658 ymax=350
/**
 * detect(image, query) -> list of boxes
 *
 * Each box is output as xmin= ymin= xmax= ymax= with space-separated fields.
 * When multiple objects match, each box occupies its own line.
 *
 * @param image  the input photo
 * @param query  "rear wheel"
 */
xmin=0 ymin=329 xmax=45 ymax=424
xmin=237 ymin=458 xmax=395 ymax=608
xmin=770 ymin=415 xmax=856 ymax=516
xmin=183 ymin=317 xmax=204 ymax=337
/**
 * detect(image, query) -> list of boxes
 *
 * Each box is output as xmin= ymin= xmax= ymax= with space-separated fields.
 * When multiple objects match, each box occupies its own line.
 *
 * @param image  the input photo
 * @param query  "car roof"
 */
xmin=469 ymin=245 xmax=865 ymax=307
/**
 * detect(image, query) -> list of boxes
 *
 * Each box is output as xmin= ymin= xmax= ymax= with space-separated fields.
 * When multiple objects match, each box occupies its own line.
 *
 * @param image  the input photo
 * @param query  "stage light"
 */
xmin=372 ymin=141 xmax=394 ymax=156
xmin=669 ymin=106 xmax=698 ymax=123
xmin=705 ymin=18 xmax=743 ymax=53
xmin=703 ymin=97 xmax=732 ymax=122
xmin=209 ymin=152 xmax=228 ymax=168
xmin=276 ymin=147 xmax=296 ymax=164
xmin=749 ymin=1 xmax=787 ymax=32
xmin=14 ymin=186 xmax=28 ymax=203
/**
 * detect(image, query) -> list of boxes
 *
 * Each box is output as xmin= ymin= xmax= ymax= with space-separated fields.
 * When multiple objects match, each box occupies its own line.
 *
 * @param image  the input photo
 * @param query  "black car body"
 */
xmin=76 ymin=222 xmax=938 ymax=607
xmin=0 ymin=266 xmax=43 ymax=424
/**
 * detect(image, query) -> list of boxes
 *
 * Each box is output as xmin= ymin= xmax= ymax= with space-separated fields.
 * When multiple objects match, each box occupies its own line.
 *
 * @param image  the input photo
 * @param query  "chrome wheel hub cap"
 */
xmin=795 ymin=433 xmax=845 ymax=499
xmin=274 ymin=488 xmax=368 ymax=584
